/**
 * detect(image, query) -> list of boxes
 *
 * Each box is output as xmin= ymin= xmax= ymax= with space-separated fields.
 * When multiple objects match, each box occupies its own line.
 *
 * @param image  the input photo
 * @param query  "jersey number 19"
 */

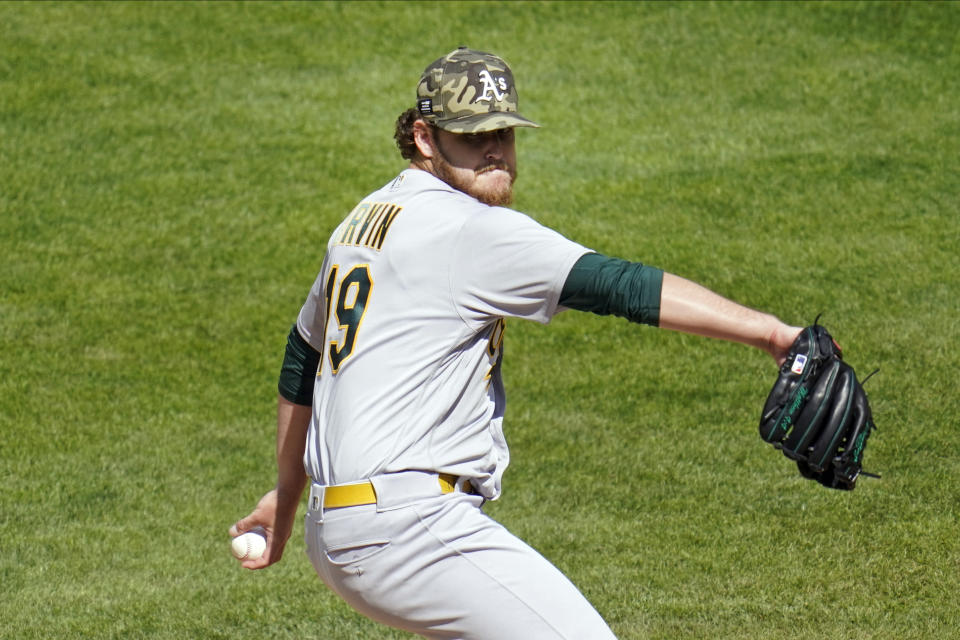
xmin=322 ymin=264 xmax=373 ymax=374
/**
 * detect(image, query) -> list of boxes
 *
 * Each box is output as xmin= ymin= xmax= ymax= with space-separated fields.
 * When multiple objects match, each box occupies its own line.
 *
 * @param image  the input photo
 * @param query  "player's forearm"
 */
xmin=274 ymin=323 xmax=318 ymax=506
xmin=275 ymin=394 xmax=311 ymax=507
xmin=659 ymin=272 xmax=796 ymax=360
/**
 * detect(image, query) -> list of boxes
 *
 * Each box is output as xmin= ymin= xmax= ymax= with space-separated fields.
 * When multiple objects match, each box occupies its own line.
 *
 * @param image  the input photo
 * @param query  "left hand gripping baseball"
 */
xmin=231 ymin=529 xmax=267 ymax=561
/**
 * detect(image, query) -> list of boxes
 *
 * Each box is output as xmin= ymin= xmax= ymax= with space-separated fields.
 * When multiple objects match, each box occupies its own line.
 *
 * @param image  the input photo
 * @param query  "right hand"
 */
xmin=766 ymin=323 xmax=804 ymax=367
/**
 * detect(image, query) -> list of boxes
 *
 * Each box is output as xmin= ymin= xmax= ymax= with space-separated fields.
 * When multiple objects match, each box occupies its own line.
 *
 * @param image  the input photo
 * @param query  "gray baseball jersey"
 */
xmin=296 ymin=168 xmax=590 ymax=499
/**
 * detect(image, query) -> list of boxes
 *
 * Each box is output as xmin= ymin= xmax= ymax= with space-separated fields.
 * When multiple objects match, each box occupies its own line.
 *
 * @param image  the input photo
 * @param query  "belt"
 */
xmin=321 ymin=473 xmax=471 ymax=509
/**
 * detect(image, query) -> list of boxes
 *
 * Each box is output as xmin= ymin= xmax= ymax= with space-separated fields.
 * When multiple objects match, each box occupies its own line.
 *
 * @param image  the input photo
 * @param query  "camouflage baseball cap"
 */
xmin=416 ymin=47 xmax=539 ymax=133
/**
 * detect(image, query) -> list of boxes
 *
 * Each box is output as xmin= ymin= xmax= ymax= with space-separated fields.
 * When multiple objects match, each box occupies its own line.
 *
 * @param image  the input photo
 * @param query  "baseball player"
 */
xmin=231 ymin=47 xmax=803 ymax=638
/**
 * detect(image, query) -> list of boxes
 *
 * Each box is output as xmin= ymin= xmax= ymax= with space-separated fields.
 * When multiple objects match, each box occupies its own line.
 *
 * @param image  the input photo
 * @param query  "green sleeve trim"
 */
xmin=559 ymin=252 xmax=663 ymax=327
xmin=278 ymin=324 xmax=321 ymax=406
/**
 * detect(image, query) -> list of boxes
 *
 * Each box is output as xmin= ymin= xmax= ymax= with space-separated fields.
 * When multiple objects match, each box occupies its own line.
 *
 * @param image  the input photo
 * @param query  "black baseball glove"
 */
xmin=759 ymin=322 xmax=878 ymax=490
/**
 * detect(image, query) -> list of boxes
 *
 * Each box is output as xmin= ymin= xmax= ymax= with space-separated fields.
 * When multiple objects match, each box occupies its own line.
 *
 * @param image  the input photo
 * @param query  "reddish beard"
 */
xmin=432 ymin=151 xmax=516 ymax=207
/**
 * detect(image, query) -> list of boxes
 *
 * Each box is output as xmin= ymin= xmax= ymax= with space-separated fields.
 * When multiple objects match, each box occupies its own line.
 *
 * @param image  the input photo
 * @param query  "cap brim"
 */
xmin=435 ymin=111 xmax=540 ymax=134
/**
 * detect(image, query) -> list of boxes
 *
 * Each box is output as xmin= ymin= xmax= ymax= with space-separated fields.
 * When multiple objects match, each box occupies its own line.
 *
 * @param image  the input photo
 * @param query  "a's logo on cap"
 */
xmin=474 ymin=69 xmax=509 ymax=103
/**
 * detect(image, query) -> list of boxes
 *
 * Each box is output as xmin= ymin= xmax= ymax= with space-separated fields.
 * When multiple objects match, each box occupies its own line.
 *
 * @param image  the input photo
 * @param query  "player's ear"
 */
xmin=412 ymin=120 xmax=437 ymax=160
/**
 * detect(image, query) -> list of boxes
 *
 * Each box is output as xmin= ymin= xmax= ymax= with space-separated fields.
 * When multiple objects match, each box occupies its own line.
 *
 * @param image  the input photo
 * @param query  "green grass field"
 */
xmin=2 ymin=1 xmax=958 ymax=638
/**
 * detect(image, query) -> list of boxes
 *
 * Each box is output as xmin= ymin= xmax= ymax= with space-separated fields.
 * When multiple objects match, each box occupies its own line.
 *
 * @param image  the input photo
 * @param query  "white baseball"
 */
xmin=231 ymin=530 xmax=266 ymax=561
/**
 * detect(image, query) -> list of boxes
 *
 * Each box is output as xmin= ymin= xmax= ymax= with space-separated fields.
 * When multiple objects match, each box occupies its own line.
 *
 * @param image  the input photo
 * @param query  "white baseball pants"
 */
xmin=304 ymin=472 xmax=617 ymax=639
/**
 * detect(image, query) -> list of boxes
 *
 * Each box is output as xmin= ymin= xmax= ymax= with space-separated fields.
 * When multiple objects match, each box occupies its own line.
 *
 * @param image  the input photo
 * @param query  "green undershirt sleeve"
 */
xmin=278 ymin=324 xmax=322 ymax=406
xmin=559 ymin=252 xmax=664 ymax=327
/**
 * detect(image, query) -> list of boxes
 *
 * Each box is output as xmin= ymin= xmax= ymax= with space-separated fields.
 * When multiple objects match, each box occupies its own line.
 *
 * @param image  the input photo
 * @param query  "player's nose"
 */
xmin=484 ymin=137 xmax=503 ymax=161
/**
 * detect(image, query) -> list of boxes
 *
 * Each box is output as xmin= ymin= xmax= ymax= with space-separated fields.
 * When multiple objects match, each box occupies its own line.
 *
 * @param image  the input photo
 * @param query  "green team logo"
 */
xmin=779 ymin=385 xmax=808 ymax=433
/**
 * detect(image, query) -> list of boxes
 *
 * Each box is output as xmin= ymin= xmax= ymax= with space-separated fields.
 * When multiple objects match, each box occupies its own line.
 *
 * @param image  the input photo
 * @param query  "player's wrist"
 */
xmin=766 ymin=322 xmax=803 ymax=365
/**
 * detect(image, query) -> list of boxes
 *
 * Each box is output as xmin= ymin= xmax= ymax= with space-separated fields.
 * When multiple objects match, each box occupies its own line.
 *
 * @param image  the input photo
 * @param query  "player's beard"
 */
xmin=432 ymin=147 xmax=516 ymax=207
